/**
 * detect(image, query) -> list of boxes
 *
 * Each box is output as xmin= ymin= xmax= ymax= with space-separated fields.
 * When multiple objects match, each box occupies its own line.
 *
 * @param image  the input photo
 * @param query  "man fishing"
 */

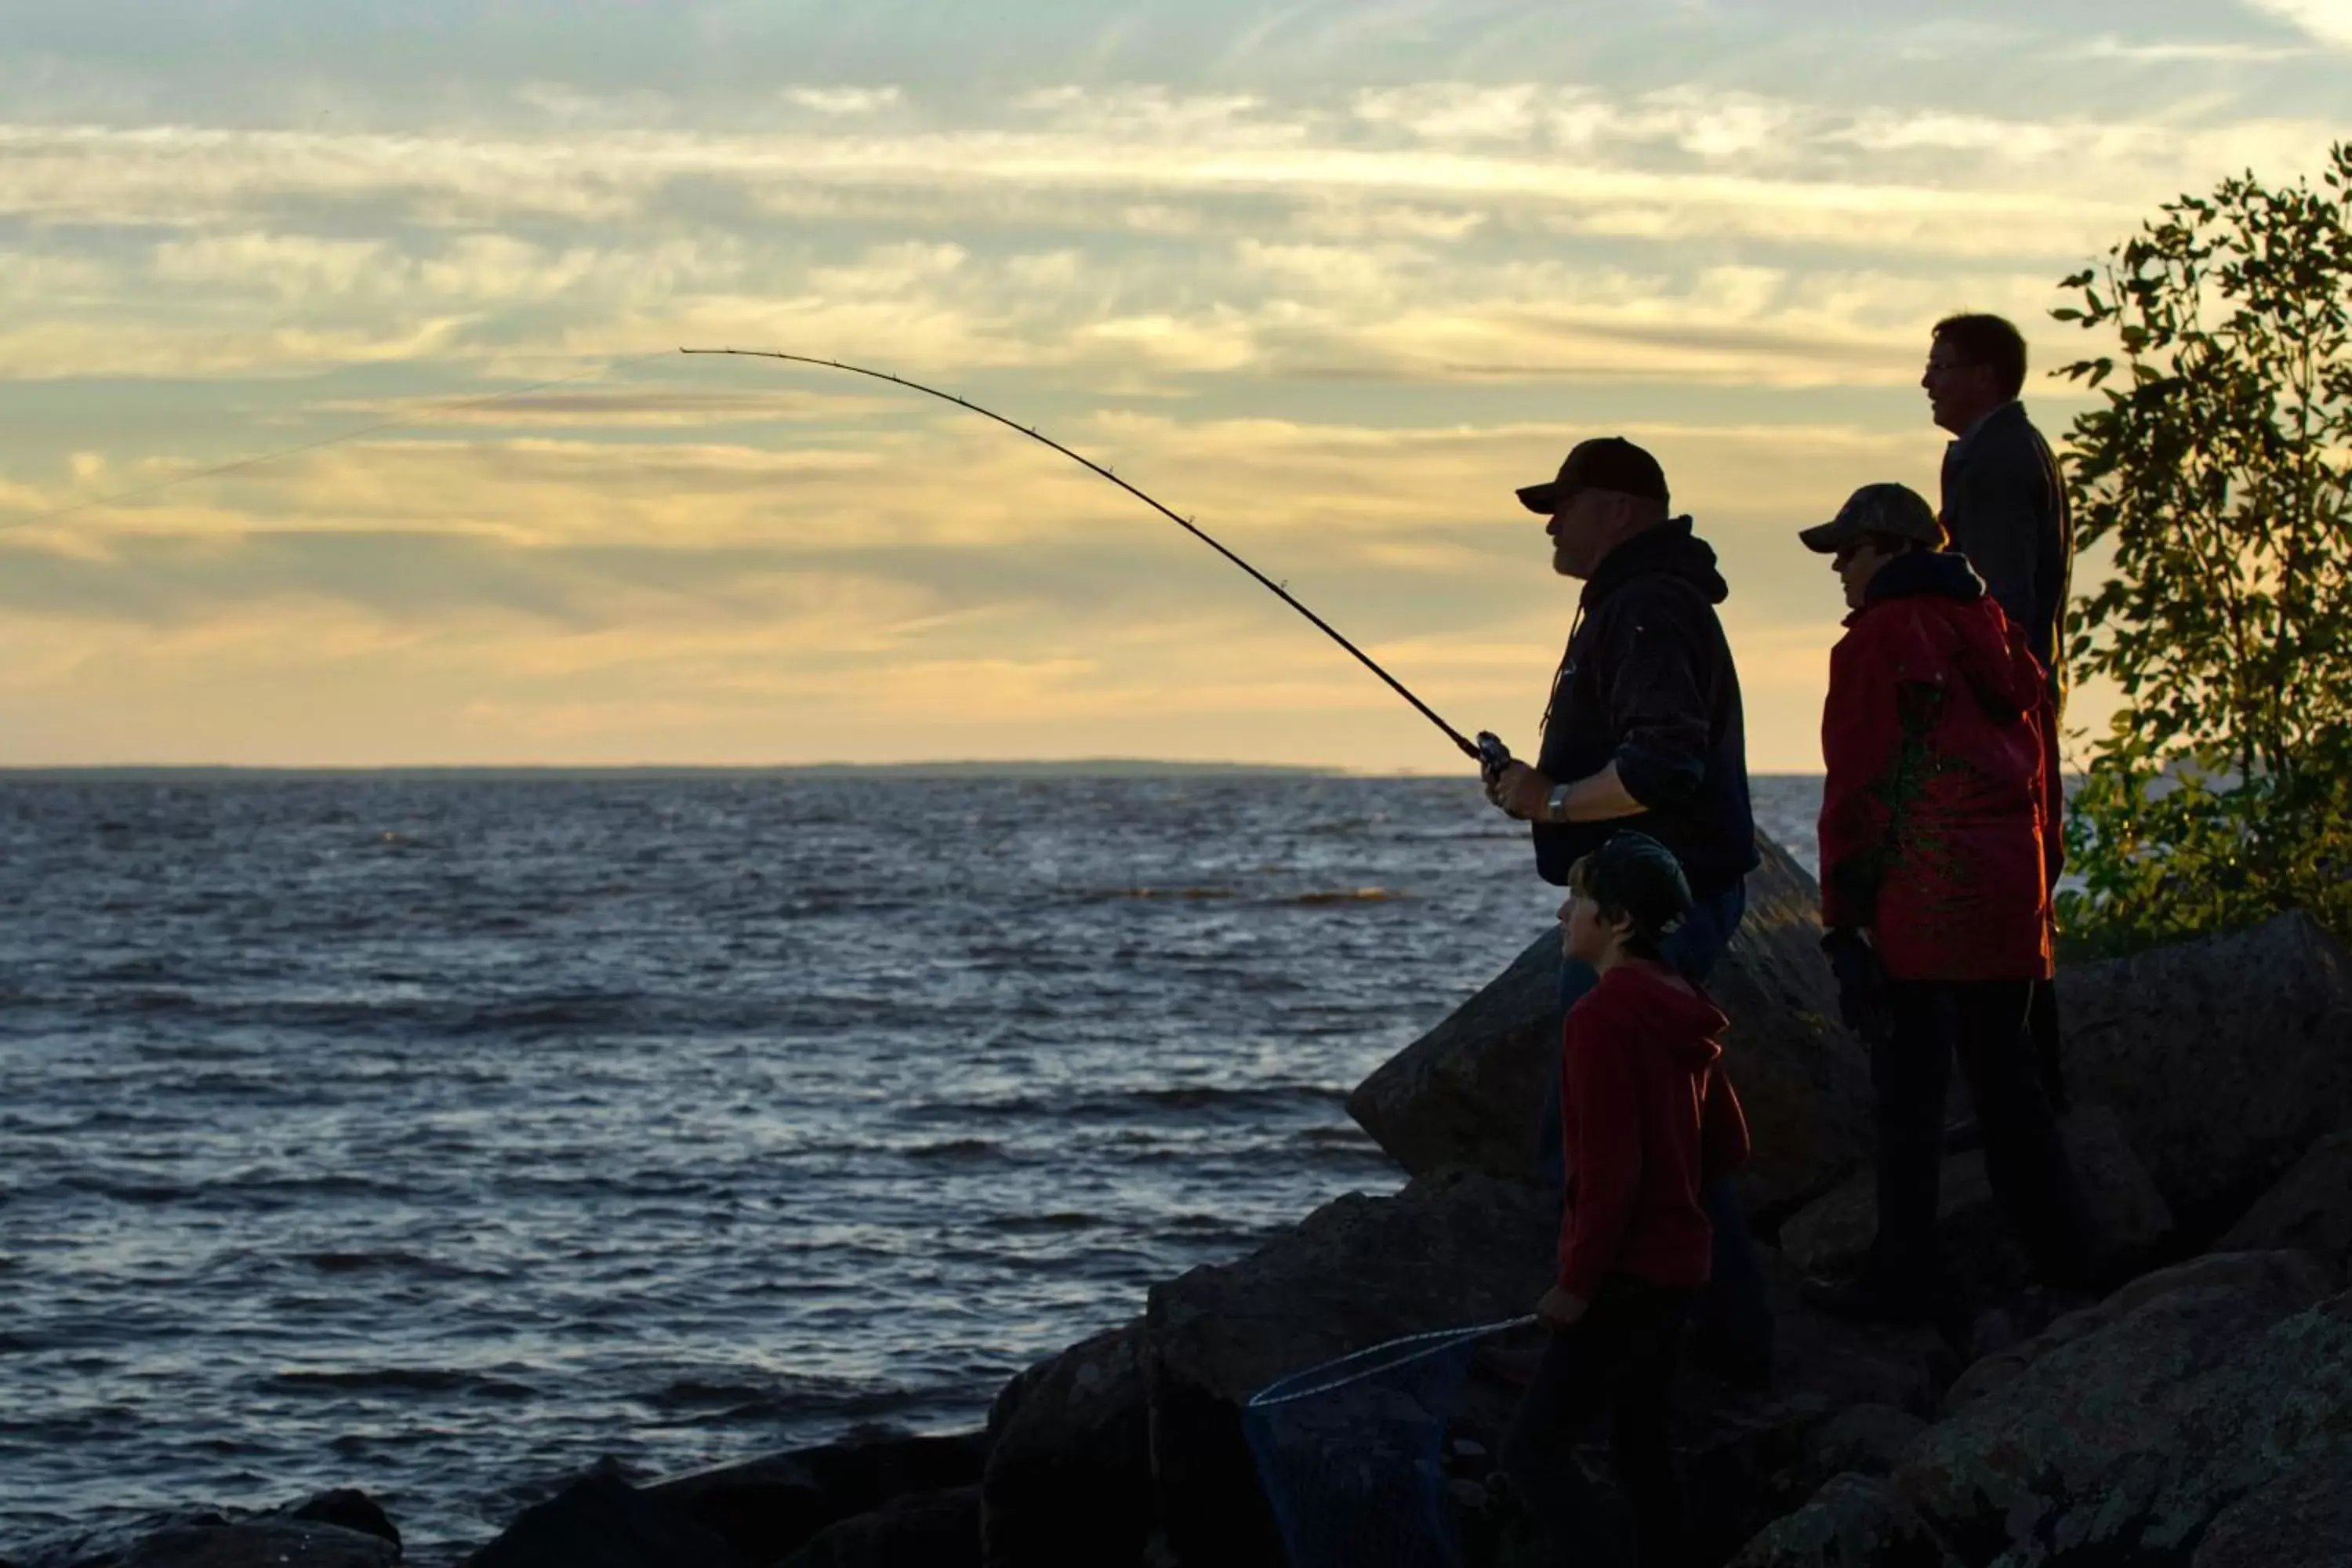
xmin=1483 ymin=436 xmax=1772 ymax=1383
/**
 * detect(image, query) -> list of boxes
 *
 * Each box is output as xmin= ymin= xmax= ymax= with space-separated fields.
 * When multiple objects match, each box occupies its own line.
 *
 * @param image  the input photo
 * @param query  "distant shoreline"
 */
xmin=0 ymin=762 xmax=1838 ymax=781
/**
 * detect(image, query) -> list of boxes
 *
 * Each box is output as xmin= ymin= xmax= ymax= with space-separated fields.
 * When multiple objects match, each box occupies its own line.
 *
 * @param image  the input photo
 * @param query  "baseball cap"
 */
xmin=1798 ymin=481 xmax=1947 ymax=554
xmin=1573 ymin=832 xmax=1694 ymax=938
xmin=1516 ymin=437 xmax=1670 ymax=515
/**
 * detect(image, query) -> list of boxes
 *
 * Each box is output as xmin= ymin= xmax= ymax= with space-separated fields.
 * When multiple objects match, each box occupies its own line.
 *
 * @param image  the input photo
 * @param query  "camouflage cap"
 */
xmin=1798 ymin=481 xmax=1946 ymax=554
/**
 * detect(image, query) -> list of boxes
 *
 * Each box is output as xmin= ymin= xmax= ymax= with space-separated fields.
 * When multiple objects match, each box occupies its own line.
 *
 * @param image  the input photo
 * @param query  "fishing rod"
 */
xmin=2 ymin=352 xmax=669 ymax=534
xmin=680 ymin=348 xmax=1509 ymax=771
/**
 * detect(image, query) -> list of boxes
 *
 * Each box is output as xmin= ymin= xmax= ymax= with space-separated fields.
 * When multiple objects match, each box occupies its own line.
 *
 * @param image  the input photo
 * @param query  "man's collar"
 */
xmin=1947 ymin=398 xmax=2021 ymax=459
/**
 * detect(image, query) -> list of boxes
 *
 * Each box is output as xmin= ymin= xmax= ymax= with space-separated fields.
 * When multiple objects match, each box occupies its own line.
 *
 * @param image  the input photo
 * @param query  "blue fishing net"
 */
xmin=1243 ymin=1316 xmax=1535 ymax=1568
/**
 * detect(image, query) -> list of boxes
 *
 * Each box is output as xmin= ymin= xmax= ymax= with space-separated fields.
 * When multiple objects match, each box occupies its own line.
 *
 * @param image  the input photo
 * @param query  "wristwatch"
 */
xmin=1545 ymin=783 xmax=1573 ymax=823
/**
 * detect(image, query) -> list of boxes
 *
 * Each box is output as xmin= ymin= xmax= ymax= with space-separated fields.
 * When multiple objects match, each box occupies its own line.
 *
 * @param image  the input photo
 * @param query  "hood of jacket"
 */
xmin=1853 ymin=548 xmax=2036 ymax=723
xmin=1582 ymin=964 xmax=1728 ymax=1070
xmin=1861 ymin=547 xmax=1984 ymax=609
xmin=1582 ymin=515 xmax=1730 ymax=612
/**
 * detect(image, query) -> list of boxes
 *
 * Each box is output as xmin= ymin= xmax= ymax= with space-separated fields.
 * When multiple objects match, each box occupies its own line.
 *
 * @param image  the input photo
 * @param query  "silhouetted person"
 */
xmin=1483 ymin=436 xmax=1772 ymax=1384
xmin=1924 ymin=312 xmax=2072 ymax=1112
xmin=1797 ymin=483 xmax=2089 ymax=1328
xmin=1500 ymin=834 xmax=1748 ymax=1568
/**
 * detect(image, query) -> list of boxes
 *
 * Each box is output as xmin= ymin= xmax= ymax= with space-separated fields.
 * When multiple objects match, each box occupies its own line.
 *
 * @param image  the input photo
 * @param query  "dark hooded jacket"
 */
xmin=1556 ymin=964 xmax=1747 ymax=1300
xmin=1817 ymin=550 xmax=2055 ymax=982
xmin=1533 ymin=517 xmax=1759 ymax=898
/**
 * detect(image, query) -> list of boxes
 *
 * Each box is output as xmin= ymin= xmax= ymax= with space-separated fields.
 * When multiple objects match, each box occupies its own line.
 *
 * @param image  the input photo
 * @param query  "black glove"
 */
xmin=1821 ymin=927 xmax=1892 ymax=1045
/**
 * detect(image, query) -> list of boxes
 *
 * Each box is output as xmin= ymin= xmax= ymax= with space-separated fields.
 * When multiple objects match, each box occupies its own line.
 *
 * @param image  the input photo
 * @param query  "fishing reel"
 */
xmin=1475 ymin=731 xmax=1514 ymax=786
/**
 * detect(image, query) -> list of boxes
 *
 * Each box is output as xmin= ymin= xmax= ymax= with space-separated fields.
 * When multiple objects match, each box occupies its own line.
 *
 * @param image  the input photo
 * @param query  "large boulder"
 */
xmin=1893 ymin=1251 xmax=2352 ymax=1563
xmin=1940 ymin=1247 xmax=2339 ymax=1415
xmin=980 ymin=1324 xmax=1151 ymax=1567
xmin=1345 ymin=831 xmax=1873 ymax=1220
xmin=1778 ymin=1103 xmax=2172 ymax=1295
xmin=14 ymin=1493 xmax=402 ymax=1568
xmin=2216 ymin=1127 xmax=2352 ymax=1266
xmin=2062 ymin=910 xmax=2352 ymax=1240
xmin=640 ymin=1430 xmax=985 ymax=1566
xmin=777 ymin=1486 xmax=980 ymax=1568
xmin=1727 ymin=1473 xmax=1960 ymax=1568
xmin=2190 ymin=1442 xmax=2352 ymax=1567
xmin=466 ymin=1471 xmax=750 ymax=1568
xmin=1142 ymin=1168 xmax=1555 ymax=1567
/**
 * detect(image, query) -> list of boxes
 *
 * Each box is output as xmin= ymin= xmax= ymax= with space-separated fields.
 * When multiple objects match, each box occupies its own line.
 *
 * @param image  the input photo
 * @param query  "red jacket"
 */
xmin=1818 ymin=552 xmax=2055 ymax=982
xmin=1556 ymin=964 xmax=1748 ymax=1301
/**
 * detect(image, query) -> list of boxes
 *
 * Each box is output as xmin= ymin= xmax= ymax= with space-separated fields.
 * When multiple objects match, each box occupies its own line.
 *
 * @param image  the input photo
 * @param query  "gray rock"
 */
xmin=466 ymin=1472 xmax=750 ymax=1568
xmin=1143 ymin=1168 xmax=1555 ymax=1566
xmin=15 ymin=1494 xmax=403 ymax=1568
xmin=2218 ymin=1127 xmax=2352 ymax=1265
xmin=1940 ymin=1247 xmax=2339 ymax=1415
xmin=27 ymin=1519 xmax=397 ymax=1568
xmin=2190 ymin=1441 xmax=2352 ymax=1567
xmin=981 ymin=1323 xmax=1150 ymax=1568
xmin=640 ymin=1429 xmax=985 ymax=1566
xmin=1727 ymin=1473 xmax=1959 ymax=1568
xmin=2063 ymin=911 xmax=2352 ymax=1238
xmin=1779 ymin=1104 xmax=2172 ymax=1295
xmin=778 ymin=1486 xmax=980 ymax=1568
xmin=1893 ymin=1257 xmax=2352 ymax=1563
xmin=1345 ymin=831 xmax=1873 ymax=1220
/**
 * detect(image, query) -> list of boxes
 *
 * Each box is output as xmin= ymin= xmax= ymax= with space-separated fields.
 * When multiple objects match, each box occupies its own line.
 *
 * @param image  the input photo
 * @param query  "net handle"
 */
xmin=1245 ymin=1314 xmax=1540 ymax=1410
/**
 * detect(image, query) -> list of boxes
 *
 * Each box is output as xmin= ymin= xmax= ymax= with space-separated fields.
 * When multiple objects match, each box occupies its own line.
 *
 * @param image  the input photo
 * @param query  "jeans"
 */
xmin=1537 ymin=884 xmax=1773 ymax=1380
xmin=1868 ymin=978 xmax=2090 ymax=1305
xmin=1500 ymin=1275 xmax=1693 ymax=1568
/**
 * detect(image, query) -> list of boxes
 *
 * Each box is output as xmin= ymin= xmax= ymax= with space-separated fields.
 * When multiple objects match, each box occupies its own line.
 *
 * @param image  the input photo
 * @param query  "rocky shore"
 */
xmin=13 ymin=830 xmax=2352 ymax=1567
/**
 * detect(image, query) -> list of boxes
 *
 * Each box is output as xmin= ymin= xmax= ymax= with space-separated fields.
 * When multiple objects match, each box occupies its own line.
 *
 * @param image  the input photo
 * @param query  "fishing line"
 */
xmin=682 ymin=347 xmax=1503 ymax=766
xmin=2 ymin=351 xmax=668 ymax=534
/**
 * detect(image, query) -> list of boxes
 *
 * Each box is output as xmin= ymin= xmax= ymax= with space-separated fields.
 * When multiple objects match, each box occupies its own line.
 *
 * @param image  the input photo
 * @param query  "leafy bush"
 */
xmin=2054 ymin=143 xmax=2352 ymax=955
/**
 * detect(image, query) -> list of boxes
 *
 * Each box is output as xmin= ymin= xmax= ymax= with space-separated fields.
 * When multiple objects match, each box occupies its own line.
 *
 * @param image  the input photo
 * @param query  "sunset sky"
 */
xmin=1 ymin=0 xmax=2345 ymax=770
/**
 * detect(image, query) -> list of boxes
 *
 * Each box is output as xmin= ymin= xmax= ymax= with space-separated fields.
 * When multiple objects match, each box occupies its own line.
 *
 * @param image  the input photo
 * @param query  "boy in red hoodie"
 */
xmin=1499 ymin=832 xmax=1749 ymax=1568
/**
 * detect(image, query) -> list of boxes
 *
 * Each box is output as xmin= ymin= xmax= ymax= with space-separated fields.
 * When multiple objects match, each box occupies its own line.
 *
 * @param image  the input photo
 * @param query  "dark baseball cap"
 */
xmin=1799 ymin=481 xmax=1947 ymax=554
xmin=1516 ymin=437 xmax=1669 ymax=515
xmin=1572 ymin=831 xmax=1694 ymax=938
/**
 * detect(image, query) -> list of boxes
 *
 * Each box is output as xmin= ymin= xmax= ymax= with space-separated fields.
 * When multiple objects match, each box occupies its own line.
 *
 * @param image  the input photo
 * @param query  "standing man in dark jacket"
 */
xmin=1484 ymin=436 xmax=1770 ymax=1381
xmin=1925 ymin=313 xmax=2073 ymax=1110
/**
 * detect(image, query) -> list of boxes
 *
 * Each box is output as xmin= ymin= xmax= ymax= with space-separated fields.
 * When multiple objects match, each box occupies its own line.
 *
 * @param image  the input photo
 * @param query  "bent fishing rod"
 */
xmin=680 ymin=348 xmax=1509 ymax=772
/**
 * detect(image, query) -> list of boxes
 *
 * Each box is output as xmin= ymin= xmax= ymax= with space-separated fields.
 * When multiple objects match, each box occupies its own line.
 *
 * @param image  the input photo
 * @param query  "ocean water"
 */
xmin=0 ymin=771 xmax=1823 ymax=1562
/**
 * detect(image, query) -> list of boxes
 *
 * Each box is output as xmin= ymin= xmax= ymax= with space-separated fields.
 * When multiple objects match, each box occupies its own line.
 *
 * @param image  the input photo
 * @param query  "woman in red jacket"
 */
xmin=1798 ymin=482 xmax=2087 ymax=1328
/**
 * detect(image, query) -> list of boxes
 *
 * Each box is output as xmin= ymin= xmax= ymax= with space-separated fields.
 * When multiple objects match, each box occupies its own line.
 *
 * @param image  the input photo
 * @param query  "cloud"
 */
xmin=2242 ymin=0 xmax=2352 ymax=48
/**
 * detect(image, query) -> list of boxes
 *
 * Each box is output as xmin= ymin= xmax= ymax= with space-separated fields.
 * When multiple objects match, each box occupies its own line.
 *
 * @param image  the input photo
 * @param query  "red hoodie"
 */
xmin=1556 ymin=964 xmax=1748 ymax=1301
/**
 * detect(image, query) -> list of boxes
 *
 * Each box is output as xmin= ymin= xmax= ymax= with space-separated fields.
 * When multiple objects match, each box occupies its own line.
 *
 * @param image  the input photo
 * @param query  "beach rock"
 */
xmin=2190 ymin=1442 xmax=2352 ymax=1566
xmin=1893 ymin=1256 xmax=2352 ymax=1562
xmin=981 ymin=1323 xmax=1150 ymax=1567
xmin=1346 ymin=831 xmax=1872 ymax=1220
xmin=2062 ymin=910 xmax=2352 ymax=1238
xmin=1675 ymin=1258 xmax=1949 ymax=1555
xmin=2217 ymin=1127 xmax=2352 ymax=1265
xmin=279 ymin=1491 xmax=401 ymax=1556
xmin=776 ymin=1486 xmax=980 ymax=1568
xmin=1726 ymin=1474 xmax=1958 ymax=1568
xmin=641 ymin=1429 xmax=986 ymax=1565
xmin=1143 ymin=1167 xmax=1555 ymax=1567
xmin=466 ymin=1471 xmax=750 ymax=1568
xmin=1778 ymin=1103 xmax=2172 ymax=1295
xmin=1939 ymin=1247 xmax=2338 ymax=1414
xmin=14 ymin=1494 xmax=402 ymax=1568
